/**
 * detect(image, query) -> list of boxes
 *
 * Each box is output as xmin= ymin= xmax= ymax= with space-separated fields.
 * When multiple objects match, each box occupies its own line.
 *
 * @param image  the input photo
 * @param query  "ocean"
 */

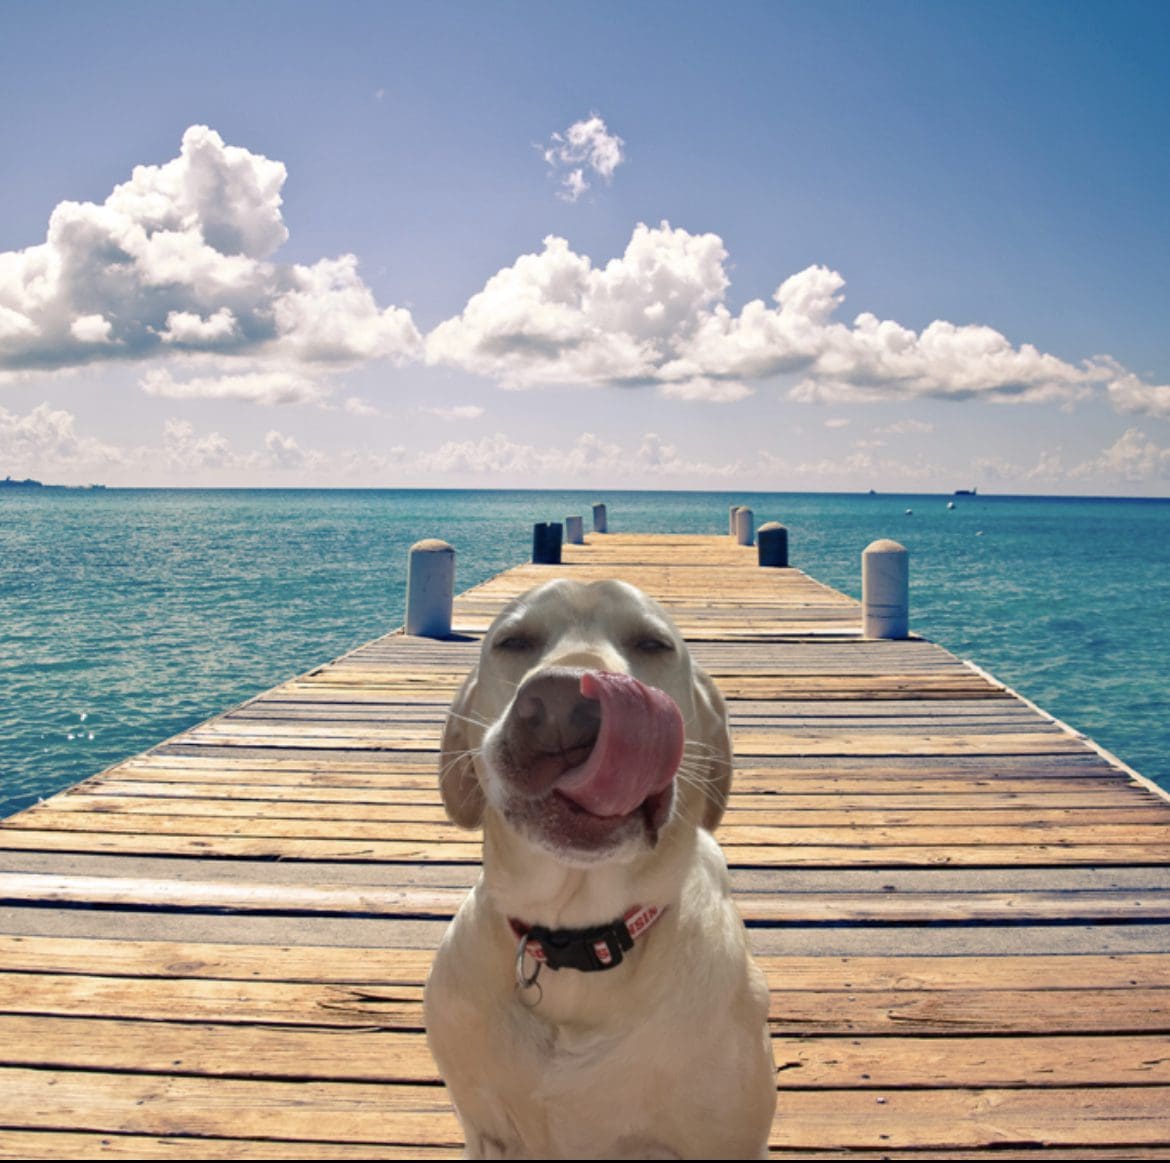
xmin=3 ymin=488 xmax=1169 ymax=819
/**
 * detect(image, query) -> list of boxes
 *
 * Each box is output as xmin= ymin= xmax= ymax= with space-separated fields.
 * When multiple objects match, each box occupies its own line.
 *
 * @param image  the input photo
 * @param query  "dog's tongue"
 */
xmin=557 ymin=671 xmax=685 ymax=818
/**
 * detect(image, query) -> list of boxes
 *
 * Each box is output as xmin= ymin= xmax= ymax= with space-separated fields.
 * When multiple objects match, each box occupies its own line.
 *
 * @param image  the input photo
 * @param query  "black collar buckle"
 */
xmin=526 ymin=917 xmax=635 ymax=972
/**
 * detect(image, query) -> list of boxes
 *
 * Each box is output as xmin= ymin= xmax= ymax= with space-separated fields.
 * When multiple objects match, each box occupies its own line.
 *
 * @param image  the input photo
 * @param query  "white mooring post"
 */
xmin=592 ymin=503 xmax=608 ymax=533
xmin=862 ymin=538 xmax=909 ymax=639
xmin=565 ymin=515 xmax=584 ymax=544
xmin=405 ymin=539 xmax=455 ymax=638
xmin=729 ymin=504 xmax=742 ymax=534
xmin=734 ymin=506 xmax=754 ymax=546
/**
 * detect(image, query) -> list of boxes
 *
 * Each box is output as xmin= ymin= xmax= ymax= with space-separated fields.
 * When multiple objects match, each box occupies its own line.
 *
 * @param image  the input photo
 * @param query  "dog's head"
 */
xmin=439 ymin=578 xmax=732 ymax=865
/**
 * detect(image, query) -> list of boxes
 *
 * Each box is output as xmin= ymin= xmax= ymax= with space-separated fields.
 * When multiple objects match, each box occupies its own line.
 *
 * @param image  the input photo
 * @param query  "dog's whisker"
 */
xmin=445 ymin=709 xmax=492 ymax=731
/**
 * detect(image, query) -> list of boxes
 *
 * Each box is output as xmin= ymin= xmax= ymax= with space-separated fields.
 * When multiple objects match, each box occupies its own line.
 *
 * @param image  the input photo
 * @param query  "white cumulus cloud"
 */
xmin=1106 ymin=372 xmax=1170 ymax=421
xmin=0 ymin=402 xmax=124 ymax=472
xmin=543 ymin=114 xmax=626 ymax=202
xmin=414 ymin=429 xmax=739 ymax=482
xmin=0 ymin=125 xmax=420 ymax=397
xmin=158 ymin=308 xmax=239 ymax=345
xmin=426 ymin=222 xmax=730 ymax=394
xmin=426 ymin=221 xmax=1123 ymax=408
xmin=141 ymin=364 xmax=332 ymax=406
xmin=421 ymin=404 xmax=486 ymax=421
xmin=1072 ymin=428 xmax=1170 ymax=482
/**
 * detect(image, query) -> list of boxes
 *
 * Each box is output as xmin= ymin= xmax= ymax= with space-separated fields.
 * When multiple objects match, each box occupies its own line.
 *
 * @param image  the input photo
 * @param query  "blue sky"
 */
xmin=2 ymin=0 xmax=1168 ymax=492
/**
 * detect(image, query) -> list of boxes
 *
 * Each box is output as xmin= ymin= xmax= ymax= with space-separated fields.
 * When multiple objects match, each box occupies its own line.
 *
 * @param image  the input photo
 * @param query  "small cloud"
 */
xmin=1071 ymin=427 xmax=1170 ymax=482
xmin=70 ymin=315 xmax=114 ymax=344
xmin=158 ymin=308 xmax=239 ymax=346
xmin=657 ymin=378 xmax=753 ymax=403
xmin=0 ymin=401 xmax=124 ymax=472
xmin=543 ymin=114 xmax=625 ymax=202
xmin=422 ymin=404 xmax=485 ymax=421
xmin=876 ymin=418 xmax=935 ymax=435
xmin=824 ymin=417 xmax=850 ymax=429
xmin=1106 ymin=372 xmax=1170 ymax=421
xmin=163 ymin=418 xmax=235 ymax=470
xmin=344 ymin=395 xmax=381 ymax=417
xmin=264 ymin=429 xmax=326 ymax=470
xmin=141 ymin=364 xmax=332 ymax=406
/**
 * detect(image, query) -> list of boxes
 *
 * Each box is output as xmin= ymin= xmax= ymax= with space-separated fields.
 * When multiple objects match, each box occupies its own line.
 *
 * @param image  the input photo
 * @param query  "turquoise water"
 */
xmin=2 ymin=488 xmax=1169 ymax=818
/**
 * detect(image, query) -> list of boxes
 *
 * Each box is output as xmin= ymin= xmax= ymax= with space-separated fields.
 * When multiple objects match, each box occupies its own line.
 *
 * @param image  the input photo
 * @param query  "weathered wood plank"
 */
xmin=4 ymin=1014 xmax=1169 ymax=1093
xmin=3 ymin=934 xmax=1170 ymax=991
xmin=0 ymin=1132 xmax=460 ymax=1160
xmin=0 ymin=1067 xmax=462 ymax=1146
xmin=775 ymin=1032 xmax=1170 ymax=1088
xmin=7 ymin=872 xmax=1170 ymax=925
xmin=3 ymin=967 xmax=1168 ymax=1037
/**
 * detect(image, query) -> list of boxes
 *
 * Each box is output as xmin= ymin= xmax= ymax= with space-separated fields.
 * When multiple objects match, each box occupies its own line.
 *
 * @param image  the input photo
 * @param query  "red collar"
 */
xmin=509 ymin=904 xmax=665 ymax=973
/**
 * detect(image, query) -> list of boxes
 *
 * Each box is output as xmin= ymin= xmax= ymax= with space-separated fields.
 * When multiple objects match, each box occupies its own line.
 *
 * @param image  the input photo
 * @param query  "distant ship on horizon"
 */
xmin=954 ymin=487 xmax=978 ymax=496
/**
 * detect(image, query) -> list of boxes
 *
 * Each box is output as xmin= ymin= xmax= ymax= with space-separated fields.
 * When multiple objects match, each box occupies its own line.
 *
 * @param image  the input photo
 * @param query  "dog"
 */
xmin=424 ymin=578 xmax=776 ymax=1159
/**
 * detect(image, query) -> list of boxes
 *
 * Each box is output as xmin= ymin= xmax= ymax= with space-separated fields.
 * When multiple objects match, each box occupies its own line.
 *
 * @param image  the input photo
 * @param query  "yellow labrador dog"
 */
xmin=425 ymin=578 xmax=776 ymax=1159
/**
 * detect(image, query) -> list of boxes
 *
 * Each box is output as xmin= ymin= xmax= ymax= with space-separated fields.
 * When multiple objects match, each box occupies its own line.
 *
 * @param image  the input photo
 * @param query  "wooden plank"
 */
xmin=4 ymin=934 xmax=1170 ymax=991
xmin=766 ymin=1086 xmax=1170 ymax=1150
xmin=38 ymin=795 xmax=1170 ymax=827
xmin=0 ymin=934 xmax=437 ymax=983
xmin=14 ymin=808 xmax=1170 ymax=849
xmin=0 ymin=1067 xmax=462 ymax=1146
xmin=0 ymin=971 xmax=426 ymax=1028
xmin=6 ymin=827 xmax=1170 ymax=867
xmin=75 ymin=780 xmax=1154 ymax=810
xmin=6 ymin=874 xmax=1170 ymax=926
xmin=0 ymin=1014 xmax=438 ymax=1082
xmin=774 ymin=1032 xmax=1170 ymax=1088
xmin=770 ymin=987 xmax=1170 ymax=1035
xmin=0 ymin=874 xmax=464 ymax=916
xmin=4 ymin=1013 xmax=1169 ymax=1093
xmin=4 ymin=968 xmax=1169 ymax=1037
xmin=0 ymin=1132 xmax=459 ymax=1160
xmin=4 ymin=1072 xmax=1170 ymax=1152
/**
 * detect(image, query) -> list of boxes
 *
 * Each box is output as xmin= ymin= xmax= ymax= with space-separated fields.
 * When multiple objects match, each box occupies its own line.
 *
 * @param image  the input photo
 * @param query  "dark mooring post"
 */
xmin=532 ymin=521 xmax=564 ymax=564
xmin=757 ymin=522 xmax=789 ymax=567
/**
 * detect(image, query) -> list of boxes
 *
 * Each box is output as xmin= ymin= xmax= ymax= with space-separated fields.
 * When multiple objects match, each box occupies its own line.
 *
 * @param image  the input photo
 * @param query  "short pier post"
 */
xmin=565 ymin=515 xmax=584 ymax=544
xmin=734 ymin=506 xmax=754 ymax=546
xmin=405 ymin=539 xmax=455 ymax=638
xmin=862 ymin=539 xmax=909 ymax=639
xmin=592 ymin=503 xmax=608 ymax=533
xmin=533 ymin=522 xmax=563 ymax=564
xmin=758 ymin=522 xmax=789 ymax=567
xmin=729 ymin=505 xmax=742 ymax=534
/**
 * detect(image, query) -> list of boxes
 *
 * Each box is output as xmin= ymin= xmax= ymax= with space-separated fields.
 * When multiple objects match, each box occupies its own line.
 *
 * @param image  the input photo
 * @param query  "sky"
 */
xmin=2 ymin=0 xmax=1169 ymax=494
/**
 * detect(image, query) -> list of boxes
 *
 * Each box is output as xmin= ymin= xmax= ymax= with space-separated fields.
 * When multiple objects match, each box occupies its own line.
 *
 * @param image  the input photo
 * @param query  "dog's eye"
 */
xmin=494 ymin=633 xmax=539 ymax=653
xmin=633 ymin=636 xmax=675 ymax=655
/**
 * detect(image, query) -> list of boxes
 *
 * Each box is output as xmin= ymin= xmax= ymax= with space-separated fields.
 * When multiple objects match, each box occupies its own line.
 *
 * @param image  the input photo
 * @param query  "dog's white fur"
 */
xmin=424 ymin=578 xmax=776 ymax=1159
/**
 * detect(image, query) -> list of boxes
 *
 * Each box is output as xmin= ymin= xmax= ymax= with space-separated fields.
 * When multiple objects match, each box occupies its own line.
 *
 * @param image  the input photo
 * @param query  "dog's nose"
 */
xmin=505 ymin=667 xmax=602 ymax=792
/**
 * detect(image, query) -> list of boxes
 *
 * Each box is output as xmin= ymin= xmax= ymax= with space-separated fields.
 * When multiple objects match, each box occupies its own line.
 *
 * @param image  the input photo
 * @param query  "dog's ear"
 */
xmin=691 ymin=666 xmax=734 ymax=832
xmin=439 ymin=666 xmax=486 ymax=829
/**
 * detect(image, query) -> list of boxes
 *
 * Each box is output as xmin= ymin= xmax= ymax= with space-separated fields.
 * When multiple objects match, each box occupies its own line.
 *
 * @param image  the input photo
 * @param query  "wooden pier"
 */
xmin=2 ymin=530 xmax=1170 ymax=1158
